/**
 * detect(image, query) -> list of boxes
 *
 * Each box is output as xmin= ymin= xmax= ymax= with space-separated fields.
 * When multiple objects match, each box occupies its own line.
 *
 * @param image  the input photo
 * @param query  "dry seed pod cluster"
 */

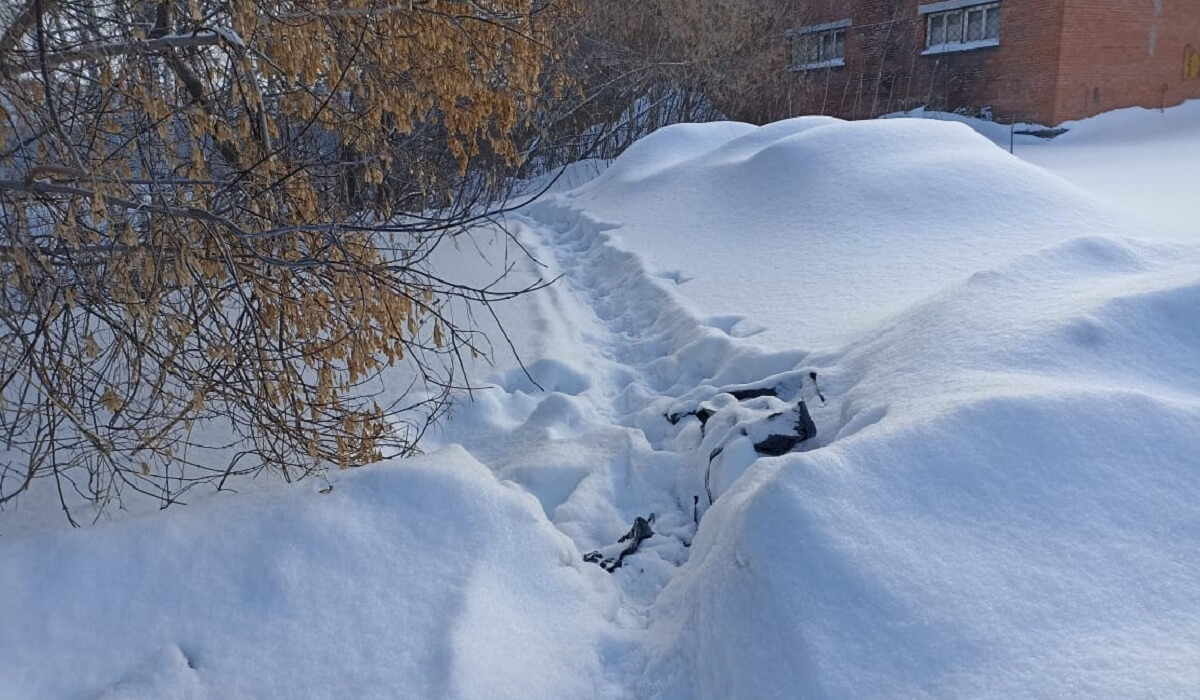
xmin=0 ymin=0 xmax=571 ymax=522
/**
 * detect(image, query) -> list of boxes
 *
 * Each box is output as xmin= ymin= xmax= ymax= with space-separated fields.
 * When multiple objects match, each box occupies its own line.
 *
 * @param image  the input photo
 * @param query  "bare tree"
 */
xmin=537 ymin=0 xmax=807 ymax=166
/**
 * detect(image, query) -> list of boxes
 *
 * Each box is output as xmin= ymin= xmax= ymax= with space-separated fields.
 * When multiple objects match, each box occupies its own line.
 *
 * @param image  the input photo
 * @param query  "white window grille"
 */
xmin=922 ymin=1 xmax=1001 ymax=54
xmin=788 ymin=20 xmax=849 ymax=70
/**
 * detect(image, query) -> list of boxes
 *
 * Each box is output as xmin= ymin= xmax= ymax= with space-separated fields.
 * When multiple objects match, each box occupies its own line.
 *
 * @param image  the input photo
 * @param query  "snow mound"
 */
xmin=1051 ymin=99 xmax=1200 ymax=146
xmin=585 ymin=121 xmax=758 ymax=186
xmin=647 ymin=388 xmax=1200 ymax=699
xmin=900 ymin=100 xmax=1200 ymax=242
xmin=560 ymin=117 xmax=1132 ymax=349
xmin=0 ymin=447 xmax=614 ymax=699
xmin=638 ymin=235 xmax=1200 ymax=699
xmin=1017 ymin=99 xmax=1200 ymax=243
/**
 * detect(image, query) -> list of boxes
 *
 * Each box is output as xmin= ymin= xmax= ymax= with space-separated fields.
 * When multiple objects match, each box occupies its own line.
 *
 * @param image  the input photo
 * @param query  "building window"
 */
xmin=921 ymin=1 xmax=1001 ymax=54
xmin=788 ymin=19 xmax=849 ymax=71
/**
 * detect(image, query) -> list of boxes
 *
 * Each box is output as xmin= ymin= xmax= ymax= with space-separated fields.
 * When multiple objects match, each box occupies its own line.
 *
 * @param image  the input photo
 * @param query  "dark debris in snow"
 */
xmin=584 ymin=514 xmax=656 ymax=573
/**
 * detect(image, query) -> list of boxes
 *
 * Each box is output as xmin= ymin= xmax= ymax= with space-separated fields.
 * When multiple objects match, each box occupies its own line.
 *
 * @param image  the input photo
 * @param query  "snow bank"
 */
xmin=895 ymin=100 xmax=1200 ymax=242
xmin=554 ymin=116 xmax=1131 ymax=350
xmin=584 ymin=121 xmax=758 ymax=186
xmin=1016 ymin=100 xmax=1200 ymax=243
xmin=637 ymin=236 xmax=1200 ymax=699
xmin=506 ymin=111 xmax=1200 ymax=698
xmin=0 ymin=447 xmax=615 ymax=699
xmin=646 ymin=386 xmax=1200 ymax=699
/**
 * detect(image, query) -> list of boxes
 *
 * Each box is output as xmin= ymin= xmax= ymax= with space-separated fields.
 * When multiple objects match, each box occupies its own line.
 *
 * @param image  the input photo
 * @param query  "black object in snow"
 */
xmin=584 ymin=514 xmax=656 ymax=573
xmin=665 ymin=406 xmax=715 ymax=433
xmin=809 ymin=371 xmax=826 ymax=405
xmin=752 ymin=400 xmax=818 ymax=456
xmin=796 ymin=399 xmax=817 ymax=441
xmin=728 ymin=386 xmax=778 ymax=401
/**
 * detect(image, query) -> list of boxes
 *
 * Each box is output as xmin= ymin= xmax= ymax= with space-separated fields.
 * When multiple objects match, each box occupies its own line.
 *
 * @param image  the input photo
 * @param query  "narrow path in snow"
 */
xmin=503 ymin=203 xmax=845 ymax=693
xmin=512 ymin=204 xmax=707 ymax=624
xmin=438 ymin=198 xmax=853 ymax=696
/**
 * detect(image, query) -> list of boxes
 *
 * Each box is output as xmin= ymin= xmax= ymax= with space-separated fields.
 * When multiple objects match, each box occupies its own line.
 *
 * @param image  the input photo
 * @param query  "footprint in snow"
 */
xmin=704 ymin=314 xmax=767 ymax=339
xmin=652 ymin=269 xmax=693 ymax=285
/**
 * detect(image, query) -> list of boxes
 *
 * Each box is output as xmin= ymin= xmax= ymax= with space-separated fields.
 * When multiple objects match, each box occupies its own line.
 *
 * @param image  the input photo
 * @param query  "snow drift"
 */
xmin=0 ymin=449 xmax=614 ymax=699
xmin=526 ymin=115 xmax=1200 ymax=697
xmin=4 ymin=109 xmax=1200 ymax=700
xmin=557 ymin=116 xmax=1133 ymax=349
xmin=635 ymin=235 xmax=1200 ymax=699
xmin=890 ymin=100 xmax=1200 ymax=243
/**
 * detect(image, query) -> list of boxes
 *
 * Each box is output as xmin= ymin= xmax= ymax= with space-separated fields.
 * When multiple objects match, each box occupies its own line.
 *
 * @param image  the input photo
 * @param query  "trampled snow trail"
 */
xmin=477 ymin=202 xmax=844 ymax=693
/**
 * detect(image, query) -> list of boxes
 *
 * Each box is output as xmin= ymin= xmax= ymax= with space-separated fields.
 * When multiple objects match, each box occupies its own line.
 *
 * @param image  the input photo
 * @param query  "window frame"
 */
xmin=787 ymin=19 xmax=850 ymax=71
xmin=920 ymin=1 xmax=1001 ymax=55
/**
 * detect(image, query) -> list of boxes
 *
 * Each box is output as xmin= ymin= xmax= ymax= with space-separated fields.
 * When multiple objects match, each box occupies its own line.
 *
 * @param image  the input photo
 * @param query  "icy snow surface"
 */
xmin=3 ymin=108 xmax=1200 ymax=699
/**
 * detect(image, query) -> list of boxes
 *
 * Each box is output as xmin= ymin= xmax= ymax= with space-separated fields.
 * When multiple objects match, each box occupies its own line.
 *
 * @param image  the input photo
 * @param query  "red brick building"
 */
xmin=751 ymin=0 xmax=1200 ymax=125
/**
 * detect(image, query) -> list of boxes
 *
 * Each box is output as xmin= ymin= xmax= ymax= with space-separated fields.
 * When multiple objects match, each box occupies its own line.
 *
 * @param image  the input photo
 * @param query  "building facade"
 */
xmin=747 ymin=0 xmax=1200 ymax=125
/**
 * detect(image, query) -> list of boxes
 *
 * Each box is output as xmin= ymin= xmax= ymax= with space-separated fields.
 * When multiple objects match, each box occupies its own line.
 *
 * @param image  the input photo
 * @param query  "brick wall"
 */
xmin=1054 ymin=0 xmax=1200 ymax=123
xmin=757 ymin=0 xmax=933 ymax=122
xmin=743 ymin=0 xmax=1069 ymax=123
xmin=918 ymin=0 xmax=1066 ymax=123
xmin=747 ymin=0 xmax=1200 ymax=125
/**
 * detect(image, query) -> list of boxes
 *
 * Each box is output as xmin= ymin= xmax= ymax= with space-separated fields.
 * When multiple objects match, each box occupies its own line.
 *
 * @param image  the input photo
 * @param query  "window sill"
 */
xmin=922 ymin=38 xmax=1000 ymax=55
xmin=919 ymin=0 xmax=996 ymax=14
xmin=789 ymin=58 xmax=846 ymax=71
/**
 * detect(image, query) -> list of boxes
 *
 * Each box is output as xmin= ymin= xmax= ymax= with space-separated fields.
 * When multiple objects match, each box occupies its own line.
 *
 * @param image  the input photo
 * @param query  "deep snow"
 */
xmin=0 ymin=449 xmax=617 ymax=699
xmin=554 ymin=116 xmax=1133 ymax=349
xmin=636 ymin=234 xmax=1200 ymax=698
xmin=1018 ymin=102 xmax=1200 ymax=242
xmin=3 ymin=105 xmax=1199 ymax=699
xmin=898 ymin=100 xmax=1200 ymax=242
xmin=513 ymin=114 xmax=1200 ymax=698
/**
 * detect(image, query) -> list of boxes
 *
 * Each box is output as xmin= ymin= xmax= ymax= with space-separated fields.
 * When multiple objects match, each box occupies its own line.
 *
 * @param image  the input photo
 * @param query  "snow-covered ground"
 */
xmin=3 ymin=105 xmax=1199 ymax=699
xmin=899 ymin=100 xmax=1200 ymax=242
xmin=1018 ymin=102 xmax=1200 ymax=243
